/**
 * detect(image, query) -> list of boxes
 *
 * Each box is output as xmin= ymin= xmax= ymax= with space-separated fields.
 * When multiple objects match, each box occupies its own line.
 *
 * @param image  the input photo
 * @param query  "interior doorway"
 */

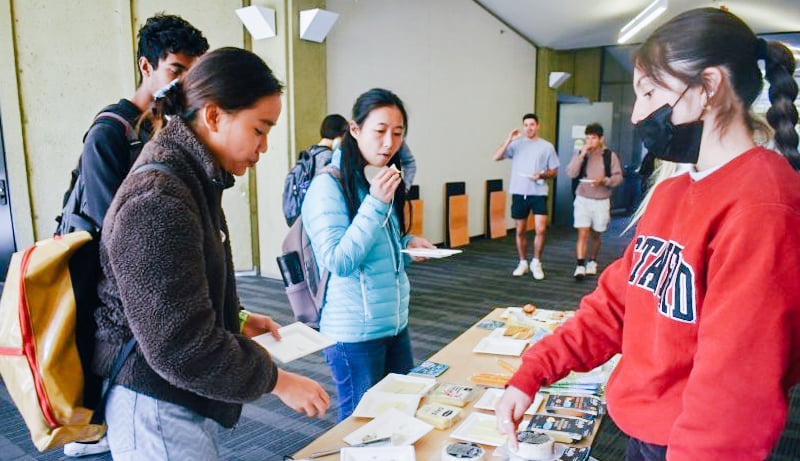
xmin=553 ymin=101 xmax=614 ymax=228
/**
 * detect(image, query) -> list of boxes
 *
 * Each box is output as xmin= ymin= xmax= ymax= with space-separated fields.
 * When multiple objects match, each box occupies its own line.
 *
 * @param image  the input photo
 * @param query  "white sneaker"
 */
xmin=530 ymin=259 xmax=545 ymax=280
xmin=64 ymin=436 xmax=110 ymax=457
xmin=512 ymin=260 xmax=529 ymax=276
xmin=586 ymin=260 xmax=598 ymax=275
xmin=574 ymin=265 xmax=586 ymax=280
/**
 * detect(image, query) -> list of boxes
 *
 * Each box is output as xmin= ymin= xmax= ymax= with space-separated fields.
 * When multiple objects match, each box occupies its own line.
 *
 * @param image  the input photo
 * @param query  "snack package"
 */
xmin=429 ymin=383 xmax=478 ymax=407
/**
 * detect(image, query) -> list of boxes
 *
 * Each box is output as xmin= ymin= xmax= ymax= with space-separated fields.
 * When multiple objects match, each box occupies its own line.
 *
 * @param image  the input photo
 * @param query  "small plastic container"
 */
xmin=515 ymin=430 xmax=554 ymax=460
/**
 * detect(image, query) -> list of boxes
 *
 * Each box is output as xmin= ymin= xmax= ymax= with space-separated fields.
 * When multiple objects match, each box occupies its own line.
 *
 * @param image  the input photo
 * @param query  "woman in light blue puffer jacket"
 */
xmin=301 ymin=88 xmax=435 ymax=421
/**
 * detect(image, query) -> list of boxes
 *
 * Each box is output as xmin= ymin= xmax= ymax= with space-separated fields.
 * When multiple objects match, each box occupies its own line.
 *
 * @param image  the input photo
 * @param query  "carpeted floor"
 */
xmin=1 ymin=217 xmax=798 ymax=460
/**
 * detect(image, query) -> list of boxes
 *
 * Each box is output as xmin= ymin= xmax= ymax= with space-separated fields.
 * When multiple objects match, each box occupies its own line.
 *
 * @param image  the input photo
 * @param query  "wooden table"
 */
xmin=292 ymin=308 xmax=601 ymax=460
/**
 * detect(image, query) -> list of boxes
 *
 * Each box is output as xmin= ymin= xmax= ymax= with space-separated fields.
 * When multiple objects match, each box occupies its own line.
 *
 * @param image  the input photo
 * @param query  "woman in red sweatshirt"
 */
xmin=496 ymin=8 xmax=800 ymax=461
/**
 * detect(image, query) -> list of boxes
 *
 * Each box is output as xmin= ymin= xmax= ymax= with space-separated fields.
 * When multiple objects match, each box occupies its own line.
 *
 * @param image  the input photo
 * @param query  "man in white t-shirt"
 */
xmin=492 ymin=113 xmax=559 ymax=280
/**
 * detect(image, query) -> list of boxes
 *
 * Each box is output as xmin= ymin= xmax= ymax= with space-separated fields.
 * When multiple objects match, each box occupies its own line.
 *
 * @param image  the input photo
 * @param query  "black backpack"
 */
xmin=282 ymin=145 xmax=332 ymax=227
xmin=55 ymin=111 xmax=143 ymax=235
xmin=572 ymin=148 xmax=612 ymax=196
xmin=53 ymin=110 xmax=144 ymax=413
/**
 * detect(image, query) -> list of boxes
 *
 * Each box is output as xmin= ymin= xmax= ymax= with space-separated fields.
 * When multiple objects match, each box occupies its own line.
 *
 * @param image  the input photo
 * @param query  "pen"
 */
xmin=308 ymin=436 xmax=392 ymax=458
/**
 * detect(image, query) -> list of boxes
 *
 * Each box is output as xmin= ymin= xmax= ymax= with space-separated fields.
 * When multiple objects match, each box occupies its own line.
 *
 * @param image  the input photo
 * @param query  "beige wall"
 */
xmin=326 ymin=0 xmax=536 ymax=242
xmin=0 ymin=0 xmax=276 ymax=271
xmin=1 ymin=0 xmax=537 ymax=279
xmin=251 ymin=0 xmax=329 ymax=279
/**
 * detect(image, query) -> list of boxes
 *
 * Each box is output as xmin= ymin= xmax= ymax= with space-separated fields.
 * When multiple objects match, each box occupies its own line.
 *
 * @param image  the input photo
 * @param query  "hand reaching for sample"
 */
xmin=369 ymin=167 xmax=402 ymax=203
xmin=495 ymin=385 xmax=534 ymax=452
xmin=243 ymin=312 xmax=281 ymax=340
xmin=406 ymin=236 xmax=436 ymax=261
xmin=271 ymin=369 xmax=330 ymax=418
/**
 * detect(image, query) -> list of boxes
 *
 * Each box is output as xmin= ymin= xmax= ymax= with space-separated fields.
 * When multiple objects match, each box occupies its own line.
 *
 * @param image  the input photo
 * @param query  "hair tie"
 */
xmin=154 ymin=78 xmax=180 ymax=101
xmin=756 ymin=38 xmax=768 ymax=61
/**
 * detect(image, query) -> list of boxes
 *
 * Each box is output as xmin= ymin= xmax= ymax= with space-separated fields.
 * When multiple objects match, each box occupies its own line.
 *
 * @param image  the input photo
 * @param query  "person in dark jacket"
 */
xmin=93 ymin=47 xmax=329 ymax=461
xmin=76 ymin=14 xmax=208 ymax=232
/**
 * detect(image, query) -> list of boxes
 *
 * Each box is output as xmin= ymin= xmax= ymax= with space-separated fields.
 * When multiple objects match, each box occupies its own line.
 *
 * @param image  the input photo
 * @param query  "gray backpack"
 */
xmin=276 ymin=166 xmax=341 ymax=328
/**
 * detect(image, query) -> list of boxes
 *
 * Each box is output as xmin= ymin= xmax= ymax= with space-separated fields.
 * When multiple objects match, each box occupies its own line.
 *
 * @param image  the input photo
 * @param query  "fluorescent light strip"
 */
xmin=618 ymin=0 xmax=668 ymax=44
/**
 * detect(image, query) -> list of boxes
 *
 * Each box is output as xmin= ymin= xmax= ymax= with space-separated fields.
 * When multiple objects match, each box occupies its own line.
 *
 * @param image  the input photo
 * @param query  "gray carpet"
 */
xmin=1 ymin=217 xmax=798 ymax=460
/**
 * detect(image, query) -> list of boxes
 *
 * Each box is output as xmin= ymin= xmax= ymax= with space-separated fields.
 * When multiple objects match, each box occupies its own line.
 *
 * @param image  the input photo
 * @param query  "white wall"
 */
xmin=326 ymin=0 xmax=536 ymax=242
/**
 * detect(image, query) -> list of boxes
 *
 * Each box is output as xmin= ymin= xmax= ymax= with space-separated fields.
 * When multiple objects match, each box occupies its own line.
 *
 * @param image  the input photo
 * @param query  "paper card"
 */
xmin=502 ymin=307 xmax=572 ymax=324
xmin=340 ymin=445 xmax=416 ymax=461
xmin=400 ymin=248 xmax=462 ymax=258
xmin=371 ymin=373 xmax=437 ymax=395
xmin=472 ymin=329 xmax=529 ymax=356
xmin=343 ymin=408 xmax=433 ymax=447
xmin=351 ymin=391 xmax=422 ymax=418
xmin=251 ymin=322 xmax=334 ymax=363
xmin=449 ymin=412 xmax=523 ymax=447
xmin=475 ymin=319 xmax=505 ymax=330
xmin=473 ymin=388 xmax=544 ymax=415
xmin=408 ymin=360 xmax=449 ymax=377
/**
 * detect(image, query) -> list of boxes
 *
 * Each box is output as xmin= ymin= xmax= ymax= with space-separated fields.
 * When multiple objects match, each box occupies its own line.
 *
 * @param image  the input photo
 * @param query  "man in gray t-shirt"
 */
xmin=492 ymin=113 xmax=559 ymax=280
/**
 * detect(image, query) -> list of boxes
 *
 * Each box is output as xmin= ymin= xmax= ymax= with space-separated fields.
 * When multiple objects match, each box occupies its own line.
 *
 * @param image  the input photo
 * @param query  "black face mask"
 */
xmin=635 ymin=89 xmax=704 ymax=176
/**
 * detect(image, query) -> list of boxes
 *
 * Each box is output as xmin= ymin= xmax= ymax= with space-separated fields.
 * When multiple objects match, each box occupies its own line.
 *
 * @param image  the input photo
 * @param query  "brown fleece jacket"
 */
xmin=92 ymin=117 xmax=278 ymax=428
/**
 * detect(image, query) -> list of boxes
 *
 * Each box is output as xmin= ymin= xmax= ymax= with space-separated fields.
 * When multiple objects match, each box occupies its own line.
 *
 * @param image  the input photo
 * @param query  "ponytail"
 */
xmin=149 ymin=79 xmax=189 ymax=134
xmin=762 ymin=39 xmax=800 ymax=170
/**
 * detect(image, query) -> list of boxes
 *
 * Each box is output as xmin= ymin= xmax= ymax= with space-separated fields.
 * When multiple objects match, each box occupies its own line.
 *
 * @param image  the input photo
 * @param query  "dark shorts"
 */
xmin=511 ymin=194 xmax=547 ymax=219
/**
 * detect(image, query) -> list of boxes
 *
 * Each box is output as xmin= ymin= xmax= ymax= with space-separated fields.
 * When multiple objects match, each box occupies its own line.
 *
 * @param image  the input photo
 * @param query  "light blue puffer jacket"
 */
xmin=301 ymin=152 xmax=413 ymax=343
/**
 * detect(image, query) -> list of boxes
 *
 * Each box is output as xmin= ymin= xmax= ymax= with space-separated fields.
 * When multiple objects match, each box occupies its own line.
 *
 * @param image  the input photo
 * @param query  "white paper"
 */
xmin=340 ymin=445 xmax=416 ymax=461
xmin=352 ymin=391 xmax=422 ymax=418
xmin=400 ymin=248 xmax=462 ymax=259
xmin=472 ymin=329 xmax=529 ymax=356
xmin=502 ymin=307 xmax=573 ymax=324
xmin=450 ymin=412 xmax=519 ymax=447
xmin=343 ymin=408 xmax=433 ymax=447
xmin=371 ymin=373 xmax=437 ymax=395
xmin=473 ymin=388 xmax=544 ymax=415
xmin=579 ymin=178 xmax=595 ymax=183
xmin=251 ymin=322 xmax=334 ymax=363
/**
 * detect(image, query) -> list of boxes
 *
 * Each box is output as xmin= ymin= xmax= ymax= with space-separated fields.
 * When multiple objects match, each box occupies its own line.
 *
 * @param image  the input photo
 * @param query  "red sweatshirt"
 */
xmin=508 ymin=147 xmax=800 ymax=460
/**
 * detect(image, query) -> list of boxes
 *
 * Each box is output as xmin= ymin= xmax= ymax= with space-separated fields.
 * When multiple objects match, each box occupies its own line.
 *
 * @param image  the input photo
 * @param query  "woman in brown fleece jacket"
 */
xmin=92 ymin=48 xmax=328 ymax=460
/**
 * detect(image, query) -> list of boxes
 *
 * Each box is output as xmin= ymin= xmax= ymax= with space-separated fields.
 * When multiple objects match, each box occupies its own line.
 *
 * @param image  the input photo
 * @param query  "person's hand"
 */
xmin=592 ymin=177 xmax=607 ymax=187
xmin=271 ymin=369 xmax=330 ymax=418
xmin=509 ymin=129 xmax=521 ymax=140
xmin=242 ymin=312 xmax=281 ymax=340
xmin=495 ymin=385 xmax=534 ymax=452
xmin=369 ymin=167 xmax=402 ymax=203
xmin=406 ymin=236 xmax=436 ymax=261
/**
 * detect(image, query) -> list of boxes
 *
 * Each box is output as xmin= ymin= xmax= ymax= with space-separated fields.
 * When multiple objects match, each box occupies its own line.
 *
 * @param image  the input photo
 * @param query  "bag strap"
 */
xmin=89 ymin=161 xmax=178 ymax=425
xmin=90 ymin=336 xmax=136 ymax=425
xmin=602 ymin=149 xmax=612 ymax=178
